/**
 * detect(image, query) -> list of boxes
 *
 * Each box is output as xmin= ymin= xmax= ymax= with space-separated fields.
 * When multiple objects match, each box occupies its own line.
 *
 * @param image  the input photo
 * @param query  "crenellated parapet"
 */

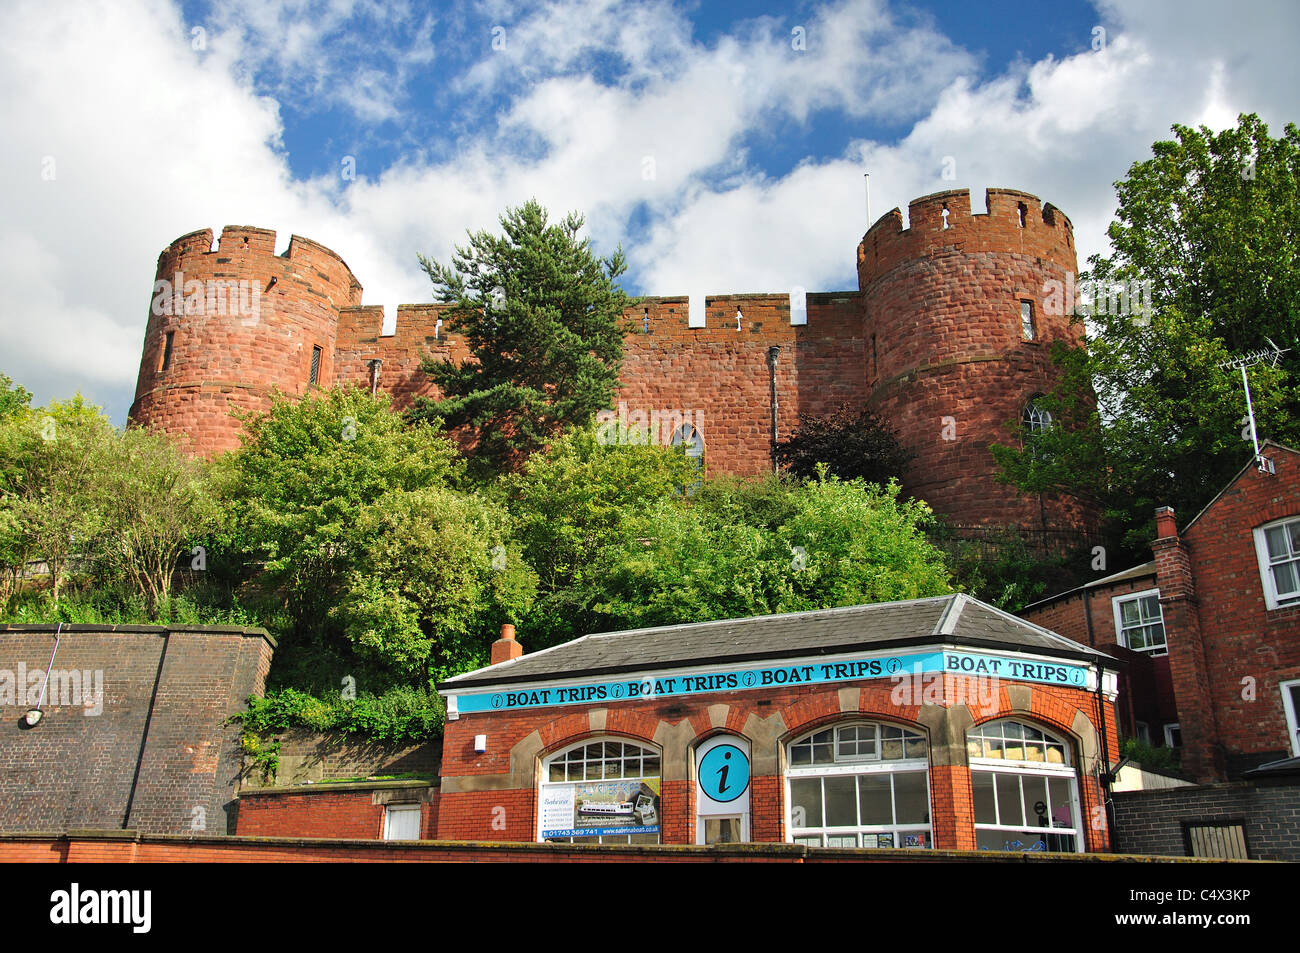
xmin=857 ymin=188 xmax=1076 ymax=288
xmin=130 ymin=195 xmax=1097 ymax=531
xmin=130 ymin=227 xmax=364 ymax=457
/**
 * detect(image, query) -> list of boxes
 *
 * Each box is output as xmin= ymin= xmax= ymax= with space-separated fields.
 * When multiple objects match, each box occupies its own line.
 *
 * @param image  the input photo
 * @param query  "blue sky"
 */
xmin=2 ymin=0 xmax=1297 ymax=425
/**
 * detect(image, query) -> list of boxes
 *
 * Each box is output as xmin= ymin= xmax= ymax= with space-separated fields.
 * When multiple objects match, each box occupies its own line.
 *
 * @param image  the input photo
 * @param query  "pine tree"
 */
xmin=410 ymin=200 xmax=632 ymax=476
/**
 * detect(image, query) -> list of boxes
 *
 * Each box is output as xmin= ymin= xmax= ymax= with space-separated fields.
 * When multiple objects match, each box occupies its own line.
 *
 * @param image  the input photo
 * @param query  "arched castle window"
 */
xmin=539 ymin=738 xmax=662 ymax=845
xmin=1023 ymin=398 xmax=1052 ymax=435
xmin=786 ymin=721 xmax=932 ymax=849
xmin=967 ymin=719 xmax=1082 ymax=853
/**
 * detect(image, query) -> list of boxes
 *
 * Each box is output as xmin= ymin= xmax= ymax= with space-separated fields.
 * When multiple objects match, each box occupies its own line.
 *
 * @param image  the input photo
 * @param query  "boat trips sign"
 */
xmin=453 ymin=649 xmax=1090 ymax=714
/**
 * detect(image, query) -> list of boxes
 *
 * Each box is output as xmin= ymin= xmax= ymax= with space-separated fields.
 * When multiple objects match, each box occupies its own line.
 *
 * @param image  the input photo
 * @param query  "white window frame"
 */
xmin=1135 ymin=721 xmax=1151 ymax=745
xmin=699 ymin=814 xmax=748 ymax=845
xmin=1163 ymin=723 xmax=1182 ymax=748
xmin=1253 ymin=517 xmax=1300 ymax=610
xmin=538 ymin=737 xmax=662 ymax=846
xmin=1019 ymin=299 xmax=1036 ymax=341
xmin=1023 ymin=400 xmax=1052 ymax=435
xmin=785 ymin=722 xmax=933 ymax=850
xmin=1281 ymin=680 xmax=1300 ymax=757
xmin=382 ymin=803 xmax=422 ymax=841
xmin=1111 ymin=588 xmax=1168 ymax=656
xmin=968 ymin=719 xmax=1084 ymax=854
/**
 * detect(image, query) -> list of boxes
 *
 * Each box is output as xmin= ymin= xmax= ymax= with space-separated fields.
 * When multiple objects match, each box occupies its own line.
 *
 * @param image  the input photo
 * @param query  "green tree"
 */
xmin=332 ymin=486 xmax=535 ymax=682
xmin=219 ymin=386 xmax=462 ymax=635
xmin=508 ymin=425 xmax=698 ymax=648
xmin=0 ymin=396 xmax=115 ymax=603
xmin=410 ymin=200 xmax=633 ymax=476
xmin=95 ymin=425 xmax=217 ymax=616
xmin=591 ymin=475 xmax=952 ymax=632
xmin=774 ymin=402 xmax=914 ymax=484
xmin=0 ymin=374 xmax=31 ymax=420
xmin=992 ymin=114 xmax=1300 ymax=545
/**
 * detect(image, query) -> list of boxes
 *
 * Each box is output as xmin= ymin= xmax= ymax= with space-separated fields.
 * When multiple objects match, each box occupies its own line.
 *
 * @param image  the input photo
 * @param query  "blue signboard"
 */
xmin=698 ymin=744 xmax=750 ymax=803
xmin=450 ymin=648 xmax=1091 ymax=714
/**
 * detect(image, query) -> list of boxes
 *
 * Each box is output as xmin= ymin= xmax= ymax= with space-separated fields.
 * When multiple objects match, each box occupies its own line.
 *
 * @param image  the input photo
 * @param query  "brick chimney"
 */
xmin=491 ymin=623 xmax=523 ymax=665
xmin=1150 ymin=506 xmax=1223 ymax=781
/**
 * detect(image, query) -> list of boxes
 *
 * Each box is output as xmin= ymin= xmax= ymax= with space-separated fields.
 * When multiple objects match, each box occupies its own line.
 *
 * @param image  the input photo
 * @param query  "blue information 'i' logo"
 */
xmin=698 ymin=745 xmax=750 ymax=803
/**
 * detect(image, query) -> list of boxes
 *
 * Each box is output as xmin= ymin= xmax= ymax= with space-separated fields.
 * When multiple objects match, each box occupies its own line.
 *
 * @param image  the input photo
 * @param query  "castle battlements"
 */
xmin=858 ymin=188 xmax=1075 ymax=288
xmin=131 ymin=190 xmax=1095 ymax=530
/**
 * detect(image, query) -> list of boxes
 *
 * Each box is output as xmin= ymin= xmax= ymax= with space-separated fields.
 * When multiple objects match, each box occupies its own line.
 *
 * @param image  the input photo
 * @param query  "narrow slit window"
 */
xmin=1020 ymin=300 xmax=1036 ymax=341
xmin=1017 ymin=202 xmax=1027 ymax=228
xmin=310 ymin=345 xmax=322 ymax=385
xmin=159 ymin=331 xmax=174 ymax=372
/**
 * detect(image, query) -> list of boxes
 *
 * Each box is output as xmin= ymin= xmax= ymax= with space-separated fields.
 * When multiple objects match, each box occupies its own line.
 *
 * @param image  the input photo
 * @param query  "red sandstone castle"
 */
xmin=130 ymin=187 xmax=1089 ymax=529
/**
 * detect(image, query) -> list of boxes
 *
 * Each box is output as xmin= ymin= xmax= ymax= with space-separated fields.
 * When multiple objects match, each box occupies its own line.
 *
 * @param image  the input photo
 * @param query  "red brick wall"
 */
xmin=1020 ymin=575 xmax=1179 ymax=737
xmin=439 ymin=673 xmax=1118 ymax=851
xmin=236 ymin=786 xmax=439 ymax=840
xmin=1175 ymin=449 xmax=1300 ymax=777
xmin=0 ymin=831 xmax=1178 ymax=863
xmin=613 ymin=293 xmax=865 ymax=478
xmin=130 ymin=227 xmax=363 ymax=456
xmin=859 ymin=189 xmax=1090 ymax=528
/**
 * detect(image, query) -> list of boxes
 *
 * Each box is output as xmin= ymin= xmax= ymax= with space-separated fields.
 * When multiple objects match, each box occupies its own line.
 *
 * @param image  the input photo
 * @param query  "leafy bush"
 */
xmin=234 ymin=685 xmax=446 ymax=745
xmin=1120 ymin=736 xmax=1182 ymax=774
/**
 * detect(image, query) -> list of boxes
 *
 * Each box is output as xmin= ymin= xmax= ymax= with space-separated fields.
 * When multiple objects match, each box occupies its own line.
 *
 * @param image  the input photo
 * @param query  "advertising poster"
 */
xmin=541 ymin=779 xmax=661 ymax=838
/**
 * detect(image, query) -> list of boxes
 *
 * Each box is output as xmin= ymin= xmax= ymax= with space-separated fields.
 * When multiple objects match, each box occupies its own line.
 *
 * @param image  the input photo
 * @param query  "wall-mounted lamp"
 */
xmin=22 ymin=622 xmax=62 ymax=730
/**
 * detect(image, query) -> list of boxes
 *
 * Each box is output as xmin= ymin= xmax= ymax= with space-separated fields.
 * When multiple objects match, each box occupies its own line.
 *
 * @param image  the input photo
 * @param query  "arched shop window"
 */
xmin=539 ymin=739 xmax=661 ymax=845
xmin=967 ymin=719 xmax=1083 ymax=853
xmin=786 ymin=722 xmax=932 ymax=849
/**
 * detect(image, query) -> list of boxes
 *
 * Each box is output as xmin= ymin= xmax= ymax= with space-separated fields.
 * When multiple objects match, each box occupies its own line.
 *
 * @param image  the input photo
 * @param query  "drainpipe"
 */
xmin=767 ymin=346 xmax=780 ymax=473
xmin=1095 ymin=661 xmax=1115 ymax=851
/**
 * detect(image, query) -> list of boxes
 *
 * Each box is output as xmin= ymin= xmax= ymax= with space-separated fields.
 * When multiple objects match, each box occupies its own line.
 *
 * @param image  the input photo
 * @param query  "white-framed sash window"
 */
xmin=968 ymin=719 xmax=1084 ymax=853
xmin=786 ymin=722 xmax=933 ymax=849
xmin=1254 ymin=517 xmax=1300 ymax=610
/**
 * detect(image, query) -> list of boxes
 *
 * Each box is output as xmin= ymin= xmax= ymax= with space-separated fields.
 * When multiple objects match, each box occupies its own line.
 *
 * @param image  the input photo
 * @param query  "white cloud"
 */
xmin=0 ymin=0 xmax=1295 ymax=425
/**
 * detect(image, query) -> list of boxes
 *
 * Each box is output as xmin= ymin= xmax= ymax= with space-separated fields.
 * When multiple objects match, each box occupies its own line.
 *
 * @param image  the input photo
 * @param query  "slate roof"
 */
xmin=440 ymin=593 xmax=1119 ymax=691
xmin=1020 ymin=561 xmax=1158 ymax=614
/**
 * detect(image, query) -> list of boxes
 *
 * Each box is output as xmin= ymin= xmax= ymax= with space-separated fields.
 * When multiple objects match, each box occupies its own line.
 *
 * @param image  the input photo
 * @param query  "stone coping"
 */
xmin=0 ymin=830 xmax=1264 ymax=862
xmin=237 ymin=778 xmax=439 ymax=797
xmin=0 ymin=623 xmax=276 ymax=649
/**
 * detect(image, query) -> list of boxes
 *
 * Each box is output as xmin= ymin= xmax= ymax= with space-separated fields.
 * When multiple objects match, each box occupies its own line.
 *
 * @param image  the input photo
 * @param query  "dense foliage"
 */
xmin=410 ymin=199 xmax=633 ymax=476
xmin=773 ymin=403 xmax=914 ymax=485
xmin=992 ymin=114 xmax=1300 ymax=546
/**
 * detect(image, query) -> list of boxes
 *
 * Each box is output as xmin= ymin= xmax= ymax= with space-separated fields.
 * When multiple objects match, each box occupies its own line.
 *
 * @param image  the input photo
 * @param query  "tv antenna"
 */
xmin=1218 ymin=337 xmax=1289 ymax=473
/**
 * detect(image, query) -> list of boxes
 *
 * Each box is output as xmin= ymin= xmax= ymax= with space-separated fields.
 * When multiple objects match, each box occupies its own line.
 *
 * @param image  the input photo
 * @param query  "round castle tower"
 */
xmin=858 ymin=188 xmax=1090 ymax=529
xmin=129 ymin=226 xmax=363 ymax=456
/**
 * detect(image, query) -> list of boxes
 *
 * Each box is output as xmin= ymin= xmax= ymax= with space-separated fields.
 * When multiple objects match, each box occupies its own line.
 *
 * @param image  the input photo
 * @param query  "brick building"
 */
xmin=1021 ymin=442 xmax=1300 ymax=783
xmin=129 ymin=187 xmax=1092 ymax=530
xmin=431 ymin=594 xmax=1121 ymax=852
